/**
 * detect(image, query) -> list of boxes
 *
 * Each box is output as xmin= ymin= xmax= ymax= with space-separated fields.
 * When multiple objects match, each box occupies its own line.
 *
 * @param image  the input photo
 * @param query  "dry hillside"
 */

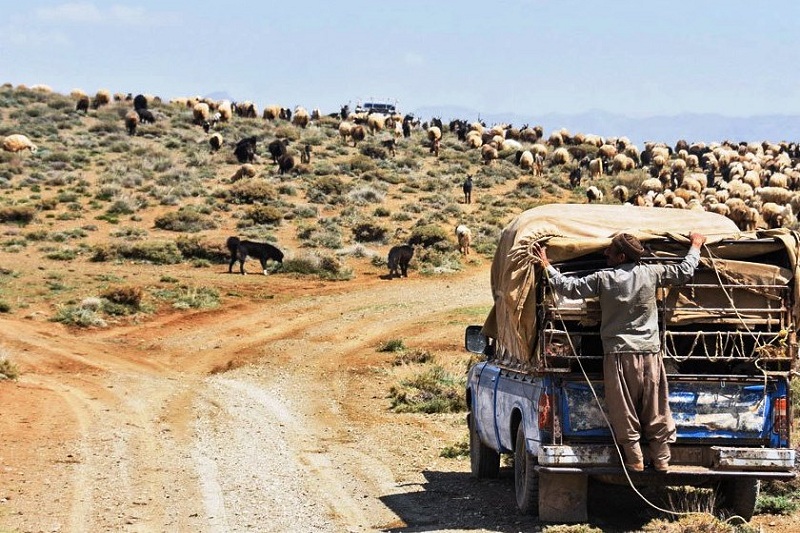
xmin=1 ymin=84 xmax=799 ymax=533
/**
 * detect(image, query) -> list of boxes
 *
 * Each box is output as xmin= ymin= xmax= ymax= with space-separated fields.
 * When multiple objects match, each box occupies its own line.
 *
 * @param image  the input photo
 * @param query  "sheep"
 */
xmin=277 ymin=154 xmax=295 ymax=175
xmin=2 ymin=134 xmax=38 ymax=153
xmin=550 ymin=147 xmax=571 ymax=166
xmin=501 ymin=139 xmax=523 ymax=152
xmin=455 ymin=225 xmax=472 ymax=255
xmin=76 ymin=95 xmax=90 ymax=113
xmin=124 ymin=110 xmax=139 ymax=136
xmin=516 ymin=150 xmax=534 ymax=172
xmin=338 ymin=121 xmax=353 ymax=142
xmin=612 ymin=184 xmax=629 ymax=203
xmin=586 ymin=185 xmax=603 ymax=203
xmin=481 ymin=144 xmax=498 ymax=165
xmin=263 ymin=105 xmax=282 ymax=120
xmin=547 ymin=131 xmax=564 ymax=147
xmin=91 ymin=89 xmax=111 ymax=109
xmin=768 ymin=172 xmax=790 ymax=189
xmin=235 ymin=101 xmax=258 ymax=118
xmin=755 ymin=186 xmax=793 ymax=205
xmin=217 ymin=100 xmax=233 ymax=122
xmin=465 ymin=131 xmax=482 ymax=148
xmin=193 ymin=102 xmax=210 ymax=125
xmin=588 ymin=158 xmax=604 ymax=178
xmin=367 ymin=113 xmax=386 ymax=133
xmin=292 ymin=107 xmax=310 ymax=128
xmin=209 ymin=132 xmax=223 ymax=152
xmin=427 ymin=126 xmax=442 ymax=143
xmin=761 ymin=202 xmax=794 ymax=229
xmin=230 ymin=164 xmax=257 ymax=182
xmin=351 ymin=125 xmax=366 ymax=147
xmin=611 ymin=154 xmax=635 ymax=174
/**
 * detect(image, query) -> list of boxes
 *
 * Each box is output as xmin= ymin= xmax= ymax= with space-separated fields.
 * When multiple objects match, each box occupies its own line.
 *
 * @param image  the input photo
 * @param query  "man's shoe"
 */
xmin=652 ymin=460 xmax=669 ymax=473
xmin=624 ymin=461 xmax=644 ymax=473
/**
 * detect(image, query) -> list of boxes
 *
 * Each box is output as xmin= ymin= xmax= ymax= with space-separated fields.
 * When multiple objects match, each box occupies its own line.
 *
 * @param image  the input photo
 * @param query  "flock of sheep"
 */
xmin=4 ymin=84 xmax=800 ymax=268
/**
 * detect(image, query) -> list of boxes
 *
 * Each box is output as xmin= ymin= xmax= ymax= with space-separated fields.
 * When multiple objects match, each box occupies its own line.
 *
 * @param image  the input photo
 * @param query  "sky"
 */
xmin=3 ymin=1 xmax=800 ymax=121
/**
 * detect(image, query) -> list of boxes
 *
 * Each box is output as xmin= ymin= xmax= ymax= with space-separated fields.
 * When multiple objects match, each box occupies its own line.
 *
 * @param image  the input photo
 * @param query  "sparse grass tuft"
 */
xmin=378 ymin=339 xmax=406 ymax=352
xmin=388 ymin=365 xmax=465 ymax=413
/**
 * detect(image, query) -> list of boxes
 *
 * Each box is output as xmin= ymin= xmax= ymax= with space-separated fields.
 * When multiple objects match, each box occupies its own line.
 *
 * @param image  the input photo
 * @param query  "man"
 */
xmin=532 ymin=231 xmax=707 ymax=473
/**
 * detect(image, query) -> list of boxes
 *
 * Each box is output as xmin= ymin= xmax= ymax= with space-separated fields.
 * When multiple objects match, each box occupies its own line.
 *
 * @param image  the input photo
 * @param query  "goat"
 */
xmin=463 ymin=175 xmax=474 ymax=204
xmin=226 ymin=236 xmax=284 ymax=275
xmin=387 ymin=245 xmax=414 ymax=278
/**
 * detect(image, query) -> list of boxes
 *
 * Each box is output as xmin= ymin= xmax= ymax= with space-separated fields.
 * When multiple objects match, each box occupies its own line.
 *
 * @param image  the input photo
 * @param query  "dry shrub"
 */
xmin=101 ymin=286 xmax=143 ymax=309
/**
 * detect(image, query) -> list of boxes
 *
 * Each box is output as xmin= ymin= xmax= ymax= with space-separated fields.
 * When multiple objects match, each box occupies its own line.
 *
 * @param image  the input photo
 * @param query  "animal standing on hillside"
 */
xmin=387 ymin=245 xmax=414 ymax=278
xmin=234 ymin=136 xmax=257 ymax=163
xmin=226 ymin=236 xmax=284 ymax=275
xmin=456 ymin=225 xmax=472 ymax=255
xmin=463 ymin=175 xmax=474 ymax=204
xmin=2 ymin=134 xmax=38 ymax=153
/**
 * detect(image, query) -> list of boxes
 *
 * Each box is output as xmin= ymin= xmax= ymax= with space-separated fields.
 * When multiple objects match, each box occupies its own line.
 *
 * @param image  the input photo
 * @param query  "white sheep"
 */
xmin=263 ymin=105 xmax=282 ymax=120
xmin=611 ymin=184 xmax=629 ymax=203
xmin=501 ymin=138 xmax=523 ymax=152
xmin=193 ymin=102 xmax=210 ymax=125
xmin=465 ymin=131 xmax=482 ymax=148
xmin=338 ymin=121 xmax=353 ymax=142
xmin=517 ymin=150 xmax=534 ymax=172
xmin=455 ymin=225 xmax=472 ymax=255
xmin=586 ymin=185 xmax=603 ymax=203
xmin=755 ymin=186 xmax=793 ymax=205
xmin=639 ymin=177 xmax=663 ymax=195
xmin=550 ymin=147 xmax=571 ymax=166
xmin=427 ymin=126 xmax=442 ymax=142
xmin=2 ymin=134 xmax=38 ymax=153
xmin=293 ymin=106 xmax=310 ymax=128
xmin=217 ymin=100 xmax=233 ymax=122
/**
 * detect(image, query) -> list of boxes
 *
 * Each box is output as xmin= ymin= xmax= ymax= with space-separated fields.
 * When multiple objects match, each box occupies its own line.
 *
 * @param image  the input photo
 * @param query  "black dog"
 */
xmin=387 ymin=244 xmax=414 ymax=278
xmin=226 ymin=236 xmax=284 ymax=275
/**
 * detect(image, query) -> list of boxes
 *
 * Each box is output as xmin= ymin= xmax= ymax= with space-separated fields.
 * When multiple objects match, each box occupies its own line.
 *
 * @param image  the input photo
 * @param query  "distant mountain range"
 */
xmin=411 ymin=105 xmax=800 ymax=148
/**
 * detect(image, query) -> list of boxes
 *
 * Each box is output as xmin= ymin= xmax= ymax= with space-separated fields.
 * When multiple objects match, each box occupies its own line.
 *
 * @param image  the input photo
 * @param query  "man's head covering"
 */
xmin=611 ymin=233 xmax=644 ymax=262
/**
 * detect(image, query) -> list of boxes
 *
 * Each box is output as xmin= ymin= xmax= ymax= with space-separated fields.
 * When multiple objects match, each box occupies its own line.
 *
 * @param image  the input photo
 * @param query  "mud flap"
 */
xmin=538 ymin=471 xmax=588 ymax=523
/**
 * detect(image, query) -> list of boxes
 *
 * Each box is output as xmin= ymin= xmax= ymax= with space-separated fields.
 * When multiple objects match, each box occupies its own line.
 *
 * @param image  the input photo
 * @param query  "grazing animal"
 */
xmin=586 ymin=185 xmax=604 ymax=203
xmin=387 ymin=244 xmax=414 ymax=278
xmin=136 ymin=108 xmax=155 ymax=124
xmin=209 ymin=132 xmax=223 ymax=152
xmin=124 ymin=110 xmax=139 ymax=136
xmin=76 ymin=95 xmax=90 ymax=113
xmin=277 ymin=154 xmax=295 ymax=175
xmin=133 ymin=94 xmax=148 ymax=111
xmin=300 ymin=144 xmax=312 ymax=164
xmin=2 ymin=134 xmax=38 ymax=153
xmin=381 ymin=138 xmax=397 ymax=157
xmin=234 ymin=136 xmax=257 ymax=163
xmin=456 ymin=225 xmax=472 ymax=255
xmin=268 ymin=139 xmax=289 ymax=163
xmin=463 ymin=175 xmax=474 ymax=204
xmin=226 ymin=236 xmax=284 ymax=275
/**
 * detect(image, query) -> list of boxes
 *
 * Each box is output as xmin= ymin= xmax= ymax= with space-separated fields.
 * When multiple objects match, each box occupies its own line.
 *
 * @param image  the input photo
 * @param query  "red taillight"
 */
xmin=773 ymin=396 xmax=789 ymax=441
xmin=539 ymin=393 xmax=553 ymax=430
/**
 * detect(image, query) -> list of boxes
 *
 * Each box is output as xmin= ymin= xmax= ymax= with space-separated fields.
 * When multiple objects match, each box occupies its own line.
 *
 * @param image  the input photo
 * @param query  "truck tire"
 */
xmin=514 ymin=424 xmax=539 ymax=515
xmin=716 ymin=478 xmax=759 ymax=521
xmin=469 ymin=413 xmax=500 ymax=478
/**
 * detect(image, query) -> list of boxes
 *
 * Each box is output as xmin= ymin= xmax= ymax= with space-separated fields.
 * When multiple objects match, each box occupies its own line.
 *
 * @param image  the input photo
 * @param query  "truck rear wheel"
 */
xmin=514 ymin=424 xmax=539 ymax=515
xmin=716 ymin=478 xmax=759 ymax=521
xmin=469 ymin=413 xmax=500 ymax=478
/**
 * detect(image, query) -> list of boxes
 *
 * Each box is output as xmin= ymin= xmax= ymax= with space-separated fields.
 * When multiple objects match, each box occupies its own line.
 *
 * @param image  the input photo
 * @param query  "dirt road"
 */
xmin=2 ymin=265 xmax=543 ymax=532
xmin=2 ymin=262 xmax=798 ymax=533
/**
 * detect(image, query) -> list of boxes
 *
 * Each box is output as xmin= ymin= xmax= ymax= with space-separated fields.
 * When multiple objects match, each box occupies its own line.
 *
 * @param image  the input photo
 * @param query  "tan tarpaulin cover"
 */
xmin=483 ymin=204 xmax=800 ymax=370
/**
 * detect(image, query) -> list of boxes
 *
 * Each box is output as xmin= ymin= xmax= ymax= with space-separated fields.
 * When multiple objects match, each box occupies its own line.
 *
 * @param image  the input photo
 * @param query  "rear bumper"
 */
xmin=537 ymin=444 xmax=795 ymax=478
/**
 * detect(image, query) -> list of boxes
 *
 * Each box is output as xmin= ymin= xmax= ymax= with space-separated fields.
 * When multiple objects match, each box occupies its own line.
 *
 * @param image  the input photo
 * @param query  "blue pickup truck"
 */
xmin=465 ymin=204 xmax=797 ymax=522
